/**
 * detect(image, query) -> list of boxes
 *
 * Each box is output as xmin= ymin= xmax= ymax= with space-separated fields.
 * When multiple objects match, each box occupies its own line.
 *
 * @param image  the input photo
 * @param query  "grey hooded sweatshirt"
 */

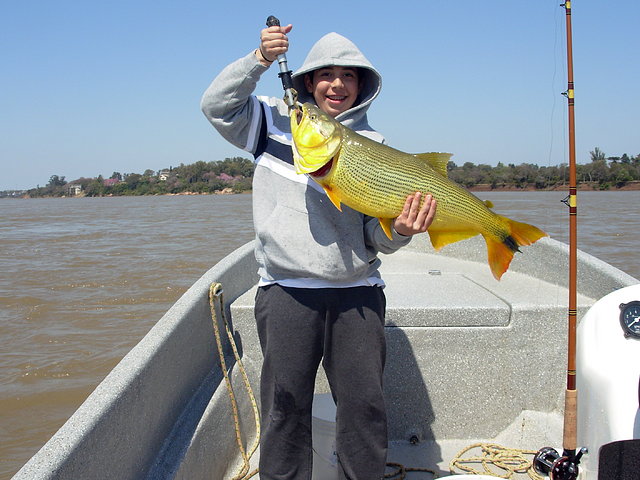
xmin=201 ymin=33 xmax=411 ymax=287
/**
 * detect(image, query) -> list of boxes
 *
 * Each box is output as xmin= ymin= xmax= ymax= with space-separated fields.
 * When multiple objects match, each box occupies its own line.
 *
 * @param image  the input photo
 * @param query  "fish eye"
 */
xmin=310 ymin=114 xmax=317 ymax=120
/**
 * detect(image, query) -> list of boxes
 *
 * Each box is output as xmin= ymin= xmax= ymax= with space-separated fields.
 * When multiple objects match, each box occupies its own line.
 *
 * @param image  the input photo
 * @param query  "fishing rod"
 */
xmin=533 ymin=2 xmax=587 ymax=478
xmin=265 ymin=15 xmax=298 ymax=111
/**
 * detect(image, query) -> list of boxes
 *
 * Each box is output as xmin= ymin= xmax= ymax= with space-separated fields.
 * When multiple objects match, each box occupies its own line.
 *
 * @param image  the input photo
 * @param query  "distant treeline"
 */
xmin=8 ymin=148 xmax=640 ymax=198
xmin=23 ymin=157 xmax=255 ymax=198
xmin=449 ymin=149 xmax=640 ymax=190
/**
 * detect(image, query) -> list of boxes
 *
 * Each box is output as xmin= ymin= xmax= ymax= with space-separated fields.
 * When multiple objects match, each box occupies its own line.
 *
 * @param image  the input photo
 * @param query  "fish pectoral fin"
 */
xmin=413 ymin=152 xmax=453 ymax=177
xmin=322 ymin=186 xmax=342 ymax=211
xmin=428 ymin=230 xmax=479 ymax=251
xmin=378 ymin=218 xmax=394 ymax=240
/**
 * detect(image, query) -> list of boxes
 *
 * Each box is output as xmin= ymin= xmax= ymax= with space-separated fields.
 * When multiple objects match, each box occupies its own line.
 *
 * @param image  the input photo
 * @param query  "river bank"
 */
xmin=468 ymin=180 xmax=640 ymax=192
xmin=8 ymin=180 xmax=640 ymax=199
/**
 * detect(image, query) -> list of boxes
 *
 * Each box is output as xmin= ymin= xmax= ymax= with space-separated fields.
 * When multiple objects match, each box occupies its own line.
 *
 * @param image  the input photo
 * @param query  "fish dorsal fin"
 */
xmin=413 ymin=152 xmax=453 ymax=177
xmin=484 ymin=200 xmax=494 ymax=209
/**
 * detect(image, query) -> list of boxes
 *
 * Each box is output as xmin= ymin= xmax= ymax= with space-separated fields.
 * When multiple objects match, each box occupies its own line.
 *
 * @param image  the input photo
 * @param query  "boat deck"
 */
xmin=226 ymin=237 xmax=597 ymax=479
xmin=239 ymin=409 xmax=562 ymax=479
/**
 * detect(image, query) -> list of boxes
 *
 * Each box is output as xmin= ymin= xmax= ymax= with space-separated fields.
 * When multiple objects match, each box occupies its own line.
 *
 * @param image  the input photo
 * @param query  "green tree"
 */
xmin=85 ymin=177 xmax=105 ymax=196
xmin=47 ymin=175 xmax=66 ymax=187
xmin=590 ymin=147 xmax=606 ymax=162
xmin=125 ymin=173 xmax=143 ymax=190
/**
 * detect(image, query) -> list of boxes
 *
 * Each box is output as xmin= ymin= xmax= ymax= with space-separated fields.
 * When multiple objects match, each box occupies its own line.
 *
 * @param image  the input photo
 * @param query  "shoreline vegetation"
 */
xmin=3 ymin=149 xmax=639 ymax=198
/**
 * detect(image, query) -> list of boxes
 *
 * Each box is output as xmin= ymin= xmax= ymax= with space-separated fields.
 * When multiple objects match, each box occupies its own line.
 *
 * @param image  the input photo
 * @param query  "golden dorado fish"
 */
xmin=290 ymin=103 xmax=547 ymax=280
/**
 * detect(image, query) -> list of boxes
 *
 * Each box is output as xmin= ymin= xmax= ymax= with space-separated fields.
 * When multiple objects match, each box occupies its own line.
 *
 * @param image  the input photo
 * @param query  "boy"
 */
xmin=201 ymin=23 xmax=436 ymax=480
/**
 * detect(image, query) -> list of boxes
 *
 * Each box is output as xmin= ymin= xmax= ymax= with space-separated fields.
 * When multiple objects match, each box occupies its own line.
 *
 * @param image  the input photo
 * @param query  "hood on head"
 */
xmin=292 ymin=33 xmax=382 ymax=126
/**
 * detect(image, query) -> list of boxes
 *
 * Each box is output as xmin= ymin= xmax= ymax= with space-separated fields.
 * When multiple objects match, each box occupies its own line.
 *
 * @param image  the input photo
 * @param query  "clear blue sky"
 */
xmin=1 ymin=0 xmax=638 ymax=190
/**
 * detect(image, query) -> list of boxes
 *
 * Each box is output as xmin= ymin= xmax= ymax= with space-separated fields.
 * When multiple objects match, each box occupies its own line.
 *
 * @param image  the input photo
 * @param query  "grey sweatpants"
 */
xmin=254 ymin=284 xmax=388 ymax=480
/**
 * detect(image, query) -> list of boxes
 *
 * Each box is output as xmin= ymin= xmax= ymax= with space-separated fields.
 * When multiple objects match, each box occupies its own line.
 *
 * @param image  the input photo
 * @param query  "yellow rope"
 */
xmin=209 ymin=283 xmax=261 ymax=480
xmin=385 ymin=461 xmax=439 ymax=478
xmin=449 ymin=443 xmax=545 ymax=479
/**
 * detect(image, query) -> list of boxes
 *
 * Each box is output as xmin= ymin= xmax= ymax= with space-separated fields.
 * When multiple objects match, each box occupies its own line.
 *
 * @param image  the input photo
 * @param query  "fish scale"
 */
xmin=335 ymin=130 xmax=502 ymax=233
xmin=290 ymin=103 xmax=547 ymax=279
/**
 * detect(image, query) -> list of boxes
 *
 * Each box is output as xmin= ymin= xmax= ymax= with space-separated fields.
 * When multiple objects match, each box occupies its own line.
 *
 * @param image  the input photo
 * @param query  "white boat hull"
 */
xmin=12 ymin=235 xmax=639 ymax=479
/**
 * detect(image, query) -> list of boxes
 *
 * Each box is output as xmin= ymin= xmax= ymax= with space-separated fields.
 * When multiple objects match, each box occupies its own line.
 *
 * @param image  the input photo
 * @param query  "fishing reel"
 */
xmin=533 ymin=446 xmax=587 ymax=480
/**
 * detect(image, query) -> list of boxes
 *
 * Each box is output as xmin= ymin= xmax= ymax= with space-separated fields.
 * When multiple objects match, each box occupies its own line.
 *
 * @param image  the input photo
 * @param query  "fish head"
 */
xmin=290 ymin=103 xmax=342 ymax=176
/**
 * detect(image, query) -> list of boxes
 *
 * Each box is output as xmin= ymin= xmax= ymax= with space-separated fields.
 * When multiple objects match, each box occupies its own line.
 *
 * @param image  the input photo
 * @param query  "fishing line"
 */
xmin=556 ymin=0 xmax=570 ymax=244
xmin=546 ymin=0 xmax=560 ymax=172
xmin=547 ymin=0 xmax=568 ymax=185
xmin=539 ymin=0 xmax=570 ymax=241
xmin=558 ymin=2 xmax=569 ymax=178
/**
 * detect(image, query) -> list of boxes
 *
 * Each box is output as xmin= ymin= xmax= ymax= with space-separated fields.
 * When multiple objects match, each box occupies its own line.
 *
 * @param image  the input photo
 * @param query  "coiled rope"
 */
xmin=449 ymin=443 xmax=545 ymax=479
xmin=209 ymin=283 xmax=260 ymax=480
xmin=384 ymin=462 xmax=439 ymax=478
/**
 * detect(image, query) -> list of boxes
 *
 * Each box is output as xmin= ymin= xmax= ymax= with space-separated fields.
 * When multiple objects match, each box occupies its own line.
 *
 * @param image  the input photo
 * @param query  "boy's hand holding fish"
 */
xmin=393 ymin=192 xmax=437 ymax=237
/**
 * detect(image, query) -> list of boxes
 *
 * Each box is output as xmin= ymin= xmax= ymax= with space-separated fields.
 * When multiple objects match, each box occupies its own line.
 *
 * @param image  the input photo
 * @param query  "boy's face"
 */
xmin=304 ymin=66 xmax=361 ymax=118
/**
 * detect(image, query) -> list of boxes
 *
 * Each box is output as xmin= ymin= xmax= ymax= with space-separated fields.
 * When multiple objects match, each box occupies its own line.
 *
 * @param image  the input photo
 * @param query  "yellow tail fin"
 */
xmin=507 ymin=218 xmax=548 ymax=247
xmin=485 ymin=217 xmax=547 ymax=280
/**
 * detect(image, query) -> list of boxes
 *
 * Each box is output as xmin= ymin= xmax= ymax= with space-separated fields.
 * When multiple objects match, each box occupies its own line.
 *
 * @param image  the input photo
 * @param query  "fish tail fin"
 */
xmin=506 ymin=217 xmax=548 ymax=248
xmin=485 ymin=217 xmax=548 ymax=280
xmin=485 ymin=235 xmax=518 ymax=281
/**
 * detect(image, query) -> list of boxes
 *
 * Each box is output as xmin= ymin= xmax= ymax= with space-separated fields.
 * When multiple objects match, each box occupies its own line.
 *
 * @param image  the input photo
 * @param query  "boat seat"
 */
xmin=383 ymin=272 xmax=509 ymax=327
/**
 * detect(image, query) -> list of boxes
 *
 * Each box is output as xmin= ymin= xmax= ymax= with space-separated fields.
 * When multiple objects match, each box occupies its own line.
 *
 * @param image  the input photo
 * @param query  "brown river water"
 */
xmin=1 ymin=191 xmax=638 ymax=478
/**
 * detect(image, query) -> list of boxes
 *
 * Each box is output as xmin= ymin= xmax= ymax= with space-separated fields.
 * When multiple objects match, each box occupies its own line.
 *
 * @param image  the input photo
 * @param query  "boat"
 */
xmin=13 ymin=4 xmax=640 ymax=479
xmin=11 ymin=232 xmax=639 ymax=479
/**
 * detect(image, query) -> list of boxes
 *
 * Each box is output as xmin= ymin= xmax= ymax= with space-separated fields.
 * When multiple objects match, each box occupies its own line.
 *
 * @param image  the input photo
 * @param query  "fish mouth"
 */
xmin=309 ymin=158 xmax=334 ymax=178
xmin=290 ymin=102 xmax=342 ymax=175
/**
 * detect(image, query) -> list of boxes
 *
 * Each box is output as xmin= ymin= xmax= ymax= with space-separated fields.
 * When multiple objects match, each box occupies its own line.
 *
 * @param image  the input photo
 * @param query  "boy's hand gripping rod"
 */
xmin=266 ymin=16 xmax=298 ymax=111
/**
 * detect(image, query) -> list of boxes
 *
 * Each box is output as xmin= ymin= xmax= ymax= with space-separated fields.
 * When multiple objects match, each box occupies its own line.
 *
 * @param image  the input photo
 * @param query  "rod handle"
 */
xmin=563 ymin=388 xmax=578 ymax=452
xmin=264 ymin=15 xmax=297 ymax=108
xmin=266 ymin=15 xmax=280 ymax=27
